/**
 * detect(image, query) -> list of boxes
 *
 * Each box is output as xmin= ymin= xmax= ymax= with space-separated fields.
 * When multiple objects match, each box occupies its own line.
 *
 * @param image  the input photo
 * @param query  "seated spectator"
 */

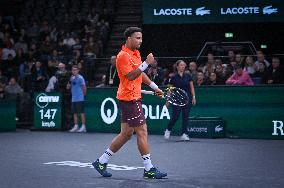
xmin=255 ymin=50 xmax=270 ymax=69
xmin=63 ymin=33 xmax=76 ymax=48
xmin=45 ymin=75 xmax=57 ymax=92
xmin=4 ymin=77 xmax=23 ymax=99
xmin=28 ymin=43 xmax=40 ymax=60
xmin=14 ymin=36 xmax=28 ymax=54
xmin=106 ymin=56 xmax=119 ymax=87
xmin=145 ymin=59 xmax=164 ymax=86
xmin=31 ymin=61 xmax=48 ymax=92
xmin=0 ymin=69 xmax=8 ymax=99
xmin=215 ymin=64 xmax=226 ymax=84
xmin=254 ymin=61 xmax=270 ymax=84
xmin=267 ymin=57 xmax=284 ymax=84
xmin=26 ymin=21 xmax=40 ymax=40
xmin=205 ymin=72 xmax=219 ymax=85
xmin=96 ymin=75 xmax=107 ymax=87
xmin=71 ymin=37 xmax=83 ymax=53
xmin=188 ymin=61 xmax=198 ymax=85
xmin=235 ymin=53 xmax=244 ymax=67
xmin=15 ymin=48 xmax=26 ymax=67
xmin=46 ymin=63 xmax=70 ymax=93
xmin=56 ymin=39 xmax=68 ymax=56
xmin=40 ymin=35 xmax=54 ymax=58
xmin=163 ymin=63 xmax=176 ymax=85
xmin=4 ymin=54 xmax=17 ymax=78
xmin=84 ymin=38 xmax=99 ymax=57
xmin=48 ymin=49 xmax=60 ymax=68
xmin=1 ymin=42 xmax=16 ymax=60
xmin=225 ymin=50 xmax=235 ymax=64
xmin=54 ymin=63 xmax=71 ymax=92
xmin=243 ymin=56 xmax=257 ymax=77
xmin=196 ymin=71 xmax=206 ymax=86
xmin=19 ymin=59 xmax=34 ymax=92
xmin=226 ymin=65 xmax=254 ymax=86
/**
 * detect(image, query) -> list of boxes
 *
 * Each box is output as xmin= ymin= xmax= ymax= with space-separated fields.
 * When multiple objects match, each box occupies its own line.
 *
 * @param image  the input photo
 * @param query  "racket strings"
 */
xmin=165 ymin=88 xmax=189 ymax=106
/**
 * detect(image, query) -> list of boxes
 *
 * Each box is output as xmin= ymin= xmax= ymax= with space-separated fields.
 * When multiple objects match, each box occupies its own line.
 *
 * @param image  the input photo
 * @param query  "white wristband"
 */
xmin=149 ymin=82 xmax=158 ymax=90
xmin=138 ymin=61 xmax=148 ymax=72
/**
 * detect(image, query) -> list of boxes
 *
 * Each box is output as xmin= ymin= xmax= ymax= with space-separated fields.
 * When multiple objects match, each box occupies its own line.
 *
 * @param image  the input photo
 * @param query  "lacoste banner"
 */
xmin=143 ymin=0 xmax=284 ymax=24
xmin=34 ymin=92 xmax=62 ymax=129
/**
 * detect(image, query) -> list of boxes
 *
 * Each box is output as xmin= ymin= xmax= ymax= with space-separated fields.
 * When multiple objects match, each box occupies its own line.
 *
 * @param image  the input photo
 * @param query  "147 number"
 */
xmin=39 ymin=109 xmax=57 ymax=119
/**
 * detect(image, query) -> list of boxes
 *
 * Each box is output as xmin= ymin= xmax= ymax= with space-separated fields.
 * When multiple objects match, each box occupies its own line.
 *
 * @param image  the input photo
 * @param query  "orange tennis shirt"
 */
xmin=116 ymin=45 xmax=143 ymax=101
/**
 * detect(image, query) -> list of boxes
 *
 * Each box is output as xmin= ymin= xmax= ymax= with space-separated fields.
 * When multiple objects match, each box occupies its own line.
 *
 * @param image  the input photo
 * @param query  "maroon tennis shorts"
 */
xmin=118 ymin=99 xmax=146 ymax=127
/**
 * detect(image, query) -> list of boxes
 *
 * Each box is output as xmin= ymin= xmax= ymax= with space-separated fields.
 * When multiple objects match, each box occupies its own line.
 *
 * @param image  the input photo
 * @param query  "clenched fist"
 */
xmin=145 ymin=53 xmax=155 ymax=65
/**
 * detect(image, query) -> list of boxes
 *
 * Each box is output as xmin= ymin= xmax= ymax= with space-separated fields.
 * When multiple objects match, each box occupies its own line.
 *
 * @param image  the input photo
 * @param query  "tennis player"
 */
xmin=92 ymin=27 xmax=167 ymax=179
xmin=164 ymin=60 xmax=196 ymax=141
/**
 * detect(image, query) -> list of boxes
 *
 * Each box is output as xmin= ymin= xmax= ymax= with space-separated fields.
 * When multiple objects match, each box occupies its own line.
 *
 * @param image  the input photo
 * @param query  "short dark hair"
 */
xmin=72 ymin=65 xmax=79 ymax=69
xmin=124 ymin=27 xmax=142 ymax=39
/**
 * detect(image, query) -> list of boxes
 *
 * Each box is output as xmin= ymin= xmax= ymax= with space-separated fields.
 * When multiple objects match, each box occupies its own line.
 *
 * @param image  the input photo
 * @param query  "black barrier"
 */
xmin=188 ymin=117 xmax=225 ymax=138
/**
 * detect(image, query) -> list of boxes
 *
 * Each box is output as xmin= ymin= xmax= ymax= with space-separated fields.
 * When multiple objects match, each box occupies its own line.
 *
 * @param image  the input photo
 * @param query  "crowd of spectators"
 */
xmin=0 ymin=0 xmax=114 ymax=99
xmin=143 ymin=50 xmax=284 ymax=87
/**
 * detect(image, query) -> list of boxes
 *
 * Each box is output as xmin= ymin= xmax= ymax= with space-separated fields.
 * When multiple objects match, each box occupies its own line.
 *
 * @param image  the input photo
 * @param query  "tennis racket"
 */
xmin=141 ymin=87 xmax=189 ymax=106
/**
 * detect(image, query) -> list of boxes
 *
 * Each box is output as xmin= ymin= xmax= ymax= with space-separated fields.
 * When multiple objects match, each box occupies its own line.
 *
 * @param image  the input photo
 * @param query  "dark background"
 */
xmin=141 ymin=23 xmax=284 ymax=57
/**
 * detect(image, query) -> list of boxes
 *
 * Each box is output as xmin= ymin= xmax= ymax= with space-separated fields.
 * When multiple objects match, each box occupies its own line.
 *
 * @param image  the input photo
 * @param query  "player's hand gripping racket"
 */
xmin=141 ymin=87 xmax=189 ymax=106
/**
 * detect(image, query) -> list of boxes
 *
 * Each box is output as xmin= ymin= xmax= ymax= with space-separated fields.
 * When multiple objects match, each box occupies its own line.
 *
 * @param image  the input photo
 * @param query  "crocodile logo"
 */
xmin=263 ymin=5 xmax=278 ymax=15
xmin=196 ymin=7 xmax=211 ymax=16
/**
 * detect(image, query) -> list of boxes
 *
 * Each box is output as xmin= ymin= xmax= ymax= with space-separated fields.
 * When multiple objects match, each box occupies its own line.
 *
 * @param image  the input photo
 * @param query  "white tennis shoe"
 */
xmin=164 ymin=129 xmax=171 ymax=140
xmin=180 ymin=133 xmax=190 ymax=141
xmin=77 ymin=125 xmax=86 ymax=133
xmin=69 ymin=125 xmax=79 ymax=132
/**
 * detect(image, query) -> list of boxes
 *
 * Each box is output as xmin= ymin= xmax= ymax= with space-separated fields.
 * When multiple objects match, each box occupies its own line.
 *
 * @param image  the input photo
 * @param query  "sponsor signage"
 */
xmin=188 ymin=118 xmax=225 ymax=138
xmin=34 ymin=93 xmax=62 ymax=129
xmin=85 ymin=87 xmax=284 ymax=139
xmin=100 ymin=97 xmax=170 ymax=125
xmin=272 ymin=120 xmax=284 ymax=136
xmin=143 ymin=0 xmax=284 ymax=24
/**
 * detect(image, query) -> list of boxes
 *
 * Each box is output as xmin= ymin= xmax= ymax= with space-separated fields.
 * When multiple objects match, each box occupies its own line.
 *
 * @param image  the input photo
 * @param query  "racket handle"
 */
xmin=141 ymin=90 xmax=155 ymax=95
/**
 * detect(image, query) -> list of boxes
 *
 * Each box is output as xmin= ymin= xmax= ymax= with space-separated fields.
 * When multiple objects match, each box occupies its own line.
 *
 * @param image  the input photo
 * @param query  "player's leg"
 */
xmin=92 ymin=122 xmax=134 ymax=177
xmin=134 ymin=123 xmax=150 ymax=155
xmin=109 ymin=122 xmax=134 ymax=153
xmin=134 ymin=123 xmax=167 ymax=179
xmin=180 ymin=105 xmax=190 ymax=141
xmin=164 ymin=106 xmax=182 ymax=139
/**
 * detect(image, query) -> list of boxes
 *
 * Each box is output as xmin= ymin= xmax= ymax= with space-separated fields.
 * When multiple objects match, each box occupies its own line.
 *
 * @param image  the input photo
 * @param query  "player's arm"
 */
xmin=142 ymin=72 xmax=163 ymax=97
xmin=189 ymin=81 xmax=196 ymax=105
xmin=126 ymin=53 xmax=155 ymax=81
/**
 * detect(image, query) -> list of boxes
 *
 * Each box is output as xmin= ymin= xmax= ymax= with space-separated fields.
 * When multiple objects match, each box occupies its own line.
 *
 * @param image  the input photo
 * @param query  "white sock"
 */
xmin=98 ymin=148 xmax=114 ymax=164
xmin=81 ymin=124 xmax=85 ymax=128
xmin=142 ymin=154 xmax=154 ymax=171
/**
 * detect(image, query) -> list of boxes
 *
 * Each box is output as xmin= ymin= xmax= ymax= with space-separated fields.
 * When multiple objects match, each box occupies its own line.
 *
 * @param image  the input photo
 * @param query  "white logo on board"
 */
xmin=36 ymin=93 xmax=60 ymax=108
xmin=100 ymin=98 xmax=118 ymax=124
xmin=272 ymin=120 xmax=284 ymax=136
xmin=263 ymin=5 xmax=278 ymax=15
xmin=215 ymin=125 xmax=223 ymax=132
xmin=196 ymin=7 xmax=211 ymax=16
